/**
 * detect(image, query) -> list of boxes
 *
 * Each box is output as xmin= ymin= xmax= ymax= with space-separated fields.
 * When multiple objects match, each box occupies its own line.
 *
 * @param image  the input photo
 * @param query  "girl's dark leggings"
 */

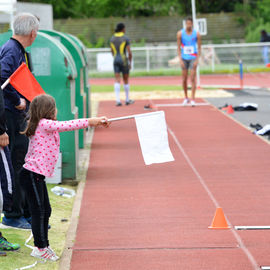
xmin=20 ymin=168 xmax=51 ymax=248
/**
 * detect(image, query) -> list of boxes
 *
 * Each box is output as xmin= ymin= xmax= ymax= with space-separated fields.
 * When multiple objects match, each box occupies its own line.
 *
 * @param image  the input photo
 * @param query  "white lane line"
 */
xmin=235 ymin=226 xmax=270 ymax=230
xmin=155 ymin=103 xmax=210 ymax=107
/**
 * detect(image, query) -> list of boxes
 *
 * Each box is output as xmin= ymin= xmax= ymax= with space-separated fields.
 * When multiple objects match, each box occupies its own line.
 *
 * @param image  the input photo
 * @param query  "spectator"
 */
xmin=260 ymin=30 xmax=270 ymax=65
xmin=0 ymin=13 xmax=39 ymax=229
xmin=0 ymin=65 xmax=20 ymax=255
xmin=20 ymin=94 xmax=109 ymax=260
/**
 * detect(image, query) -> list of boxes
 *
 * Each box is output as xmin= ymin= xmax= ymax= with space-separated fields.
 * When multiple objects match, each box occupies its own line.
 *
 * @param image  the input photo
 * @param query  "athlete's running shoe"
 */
xmin=191 ymin=100 xmax=196 ymax=107
xmin=125 ymin=100 xmax=135 ymax=105
xmin=182 ymin=98 xmax=189 ymax=106
xmin=116 ymin=102 xmax=122 ymax=106
xmin=0 ymin=236 xmax=20 ymax=251
xmin=31 ymin=247 xmax=57 ymax=261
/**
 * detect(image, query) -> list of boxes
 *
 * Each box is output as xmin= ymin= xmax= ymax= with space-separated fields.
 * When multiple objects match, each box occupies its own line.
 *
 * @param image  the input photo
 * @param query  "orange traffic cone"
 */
xmin=226 ymin=105 xmax=234 ymax=114
xmin=208 ymin=207 xmax=230 ymax=229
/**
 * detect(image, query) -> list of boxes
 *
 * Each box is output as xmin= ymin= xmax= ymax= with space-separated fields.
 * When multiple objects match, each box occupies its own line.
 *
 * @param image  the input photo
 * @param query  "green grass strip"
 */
xmin=0 ymin=183 xmax=76 ymax=270
xmin=91 ymin=85 xmax=184 ymax=93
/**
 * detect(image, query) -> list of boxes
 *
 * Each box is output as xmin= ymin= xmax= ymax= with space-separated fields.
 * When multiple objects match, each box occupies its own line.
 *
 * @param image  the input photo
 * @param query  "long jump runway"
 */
xmin=70 ymin=99 xmax=270 ymax=270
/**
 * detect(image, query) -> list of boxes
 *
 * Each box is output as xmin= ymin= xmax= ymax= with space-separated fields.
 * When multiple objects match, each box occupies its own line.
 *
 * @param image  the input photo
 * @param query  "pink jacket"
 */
xmin=23 ymin=118 xmax=89 ymax=177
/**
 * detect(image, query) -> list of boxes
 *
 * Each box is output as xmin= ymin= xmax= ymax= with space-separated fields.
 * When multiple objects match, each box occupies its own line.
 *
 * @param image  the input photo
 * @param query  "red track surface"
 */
xmin=90 ymin=73 xmax=270 ymax=88
xmin=70 ymin=99 xmax=270 ymax=270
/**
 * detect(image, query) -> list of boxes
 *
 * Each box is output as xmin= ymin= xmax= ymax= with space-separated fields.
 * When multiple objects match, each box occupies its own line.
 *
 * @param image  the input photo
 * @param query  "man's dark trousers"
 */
xmin=4 ymin=110 xmax=30 ymax=219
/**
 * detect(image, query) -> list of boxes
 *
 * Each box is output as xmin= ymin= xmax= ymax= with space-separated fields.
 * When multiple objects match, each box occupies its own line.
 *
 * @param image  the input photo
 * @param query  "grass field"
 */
xmin=0 ymin=183 xmax=77 ymax=270
xmin=91 ymin=84 xmax=183 ymax=93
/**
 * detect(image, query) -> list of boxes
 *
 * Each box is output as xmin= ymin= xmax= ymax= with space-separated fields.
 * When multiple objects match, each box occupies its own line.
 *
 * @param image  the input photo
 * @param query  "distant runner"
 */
xmin=110 ymin=23 xmax=134 ymax=106
xmin=177 ymin=17 xmax=201 ymax=106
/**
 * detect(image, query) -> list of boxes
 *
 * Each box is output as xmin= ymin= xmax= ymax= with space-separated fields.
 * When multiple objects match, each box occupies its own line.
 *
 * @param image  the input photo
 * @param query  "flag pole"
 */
xmin=1 ymin=78 xmax=10 ymax=90
xmin=107 ymin=111 xmax=163 ymax=122
xmin=108 ymin=115 xmax=137 ymax=122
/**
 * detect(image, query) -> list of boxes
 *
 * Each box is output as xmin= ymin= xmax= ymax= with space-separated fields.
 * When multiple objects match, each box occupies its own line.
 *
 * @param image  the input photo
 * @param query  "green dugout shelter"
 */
xmin=66 ymin=33 xmax=91 ymax=119
xmin=40 ymin=30 xmax=89 ymax=149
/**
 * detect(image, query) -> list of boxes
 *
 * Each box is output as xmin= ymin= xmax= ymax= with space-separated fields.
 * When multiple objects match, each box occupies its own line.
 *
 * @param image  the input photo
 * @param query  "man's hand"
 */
xmin=15 ymin=98 xmax=26 ymax=110
xmin=0 ymin=132 xmax=9 ymax=147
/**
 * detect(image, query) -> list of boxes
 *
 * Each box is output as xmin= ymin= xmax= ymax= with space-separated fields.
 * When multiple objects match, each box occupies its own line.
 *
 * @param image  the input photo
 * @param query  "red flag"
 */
xmin=9 ymin=62 xmax=45 ymax=102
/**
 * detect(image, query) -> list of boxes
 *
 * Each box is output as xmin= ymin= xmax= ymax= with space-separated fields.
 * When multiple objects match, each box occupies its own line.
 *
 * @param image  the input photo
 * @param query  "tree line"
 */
xmin=19 ymin=0 xmax=251 ymax=19
xmin=19 ymin=0 xmax=270 ymax=42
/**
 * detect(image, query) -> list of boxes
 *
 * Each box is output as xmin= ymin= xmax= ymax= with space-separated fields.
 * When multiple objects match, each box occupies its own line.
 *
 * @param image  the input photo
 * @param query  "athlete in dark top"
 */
xmin=110 ymin=23 xmax=134 ymax=106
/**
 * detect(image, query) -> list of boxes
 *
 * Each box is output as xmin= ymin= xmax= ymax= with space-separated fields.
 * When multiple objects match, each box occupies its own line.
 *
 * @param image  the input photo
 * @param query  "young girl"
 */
xmin=20 ymin=94 xmax=109 ymax=261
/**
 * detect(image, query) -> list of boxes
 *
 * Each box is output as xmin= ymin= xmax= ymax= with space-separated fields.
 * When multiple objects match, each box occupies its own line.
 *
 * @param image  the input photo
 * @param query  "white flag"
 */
xmin=135 ymin=111 xmax=174 ymax=165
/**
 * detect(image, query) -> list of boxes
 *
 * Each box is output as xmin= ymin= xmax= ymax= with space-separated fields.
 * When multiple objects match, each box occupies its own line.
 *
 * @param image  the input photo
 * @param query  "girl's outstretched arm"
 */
xmin=40 ymin=117 xmax=110 ymax=133
xmin=40 ymin=118 xmax=89 ymax=132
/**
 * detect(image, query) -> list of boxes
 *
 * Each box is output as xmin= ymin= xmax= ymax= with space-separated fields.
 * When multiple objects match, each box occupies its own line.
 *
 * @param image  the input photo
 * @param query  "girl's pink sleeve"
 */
xmin=40 ymin=119 xmax=89 ymax=132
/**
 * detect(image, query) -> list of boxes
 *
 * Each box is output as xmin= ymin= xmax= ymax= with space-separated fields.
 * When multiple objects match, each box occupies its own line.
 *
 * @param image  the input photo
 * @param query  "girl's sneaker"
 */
xmin=31 ymin=247 xmax=57 ymax=261
xmin=47 ymin=246 xmax=59 ymax=261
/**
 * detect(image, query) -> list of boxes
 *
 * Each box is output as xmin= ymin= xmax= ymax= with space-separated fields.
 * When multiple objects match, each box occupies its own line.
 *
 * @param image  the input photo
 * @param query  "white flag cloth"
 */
xmin=134 ymin=111 xmax=174 ymax=165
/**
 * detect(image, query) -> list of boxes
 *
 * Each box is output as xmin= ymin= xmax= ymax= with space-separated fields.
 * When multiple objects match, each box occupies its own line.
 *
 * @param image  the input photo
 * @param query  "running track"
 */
xmin=90 ymin=73 xmax=270 ymax=88
xmin=70 ymin=99 xmax=270 ymax=269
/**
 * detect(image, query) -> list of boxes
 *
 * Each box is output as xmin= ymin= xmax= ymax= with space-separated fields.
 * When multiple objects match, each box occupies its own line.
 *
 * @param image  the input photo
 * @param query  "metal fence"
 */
xmin=87 ymin=42 xmax=270 ymax=73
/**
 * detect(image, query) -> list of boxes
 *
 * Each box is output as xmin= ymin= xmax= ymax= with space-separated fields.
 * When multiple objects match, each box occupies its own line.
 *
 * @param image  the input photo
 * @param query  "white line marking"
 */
xmin=202 ymin=84 xmax=261 ymax=90
xmin=167 ymin=127 xmax=260 ymax=270
xmin=168 ymin=128 xmax=219 ymax=208
xmin=155 ymin=103 xmax=210 ymax=107
xmin=235 ymin=226 xmax=270 ymax=230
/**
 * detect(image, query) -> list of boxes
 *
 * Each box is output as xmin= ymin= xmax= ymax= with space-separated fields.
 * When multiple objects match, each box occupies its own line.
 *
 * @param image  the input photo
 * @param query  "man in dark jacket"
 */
xmin=0 ymin=13 xmax=39 ymax=229
xmin=0 ymin=66 xmax=20 ymax=255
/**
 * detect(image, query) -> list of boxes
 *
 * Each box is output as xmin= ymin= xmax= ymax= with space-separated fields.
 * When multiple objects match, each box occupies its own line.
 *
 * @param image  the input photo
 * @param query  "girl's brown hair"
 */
xmin=23 ymin=94 xmax=56 ymax=137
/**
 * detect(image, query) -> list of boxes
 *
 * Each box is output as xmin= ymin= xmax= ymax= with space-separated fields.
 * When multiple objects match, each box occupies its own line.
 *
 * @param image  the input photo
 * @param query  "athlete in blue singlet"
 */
xmin=177 ymin=17 xmax=201 ymax=106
